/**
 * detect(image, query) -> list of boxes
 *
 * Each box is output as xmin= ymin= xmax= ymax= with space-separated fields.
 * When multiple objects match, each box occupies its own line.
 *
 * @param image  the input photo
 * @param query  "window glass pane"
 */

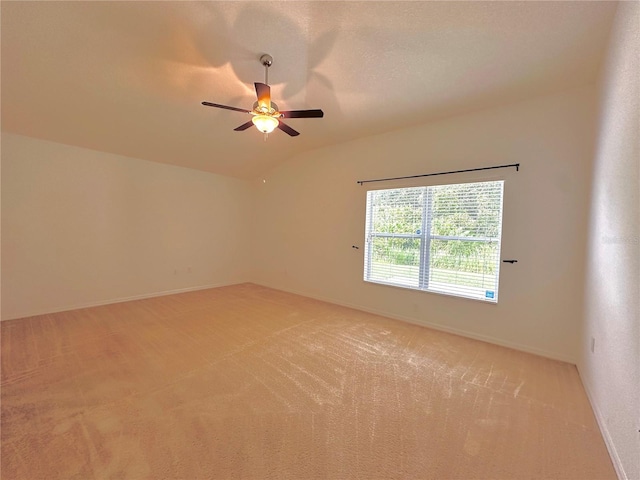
xmin=431 ymin=182 xmax=502 ymax=239
xmin=371 ymin=188 xmax=423 ymax=234
xmin=429 ymin=239 xmax=500 ymax=300
xmin=369 ymin=236 xmax=420 ymax=288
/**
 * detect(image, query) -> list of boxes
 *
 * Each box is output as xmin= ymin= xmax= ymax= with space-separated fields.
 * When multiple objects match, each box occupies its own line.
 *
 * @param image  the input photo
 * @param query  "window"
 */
xmin=364 ymin=180 xmax=504 ymax=302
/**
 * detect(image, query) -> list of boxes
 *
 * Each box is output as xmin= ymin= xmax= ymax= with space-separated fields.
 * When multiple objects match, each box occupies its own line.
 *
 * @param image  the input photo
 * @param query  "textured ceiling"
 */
xmin=1 ymin=1 xmax=617 ymax=179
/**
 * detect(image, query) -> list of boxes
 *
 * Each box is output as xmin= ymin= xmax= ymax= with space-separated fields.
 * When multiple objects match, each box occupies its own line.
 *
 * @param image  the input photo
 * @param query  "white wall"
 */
xmin=253 ymin=86 xmax=598 ymax=363
xmin=1 ymin=133 xmax=253 ymax=320
xmin=580 ymin=2 xmax=640 ymax=479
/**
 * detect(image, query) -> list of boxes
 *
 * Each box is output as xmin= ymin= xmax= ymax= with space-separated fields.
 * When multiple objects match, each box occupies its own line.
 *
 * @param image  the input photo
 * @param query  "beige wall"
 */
xmin=580 ymin=2 xmax=640 ymax=479
xmin=3 ymin=86 xmax=601 ymax=363
xmin=253 ymin=86 xmax=598 ymax=363
xmin=1 ymin=133 xmax=253 ymax=320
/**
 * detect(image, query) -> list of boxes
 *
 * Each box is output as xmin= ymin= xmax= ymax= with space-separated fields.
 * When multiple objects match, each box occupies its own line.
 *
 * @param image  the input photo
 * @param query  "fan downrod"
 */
xmin=260 ymin=54 xmax=273 ymax=84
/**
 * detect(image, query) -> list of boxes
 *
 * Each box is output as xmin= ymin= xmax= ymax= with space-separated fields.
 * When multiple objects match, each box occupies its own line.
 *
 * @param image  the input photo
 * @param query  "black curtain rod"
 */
xmin=357 ymin=163 xmax=520 ymax=186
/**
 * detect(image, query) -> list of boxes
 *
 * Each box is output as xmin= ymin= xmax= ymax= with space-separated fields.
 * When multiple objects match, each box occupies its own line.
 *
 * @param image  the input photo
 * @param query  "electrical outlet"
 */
xmin=590 ymin=336 xmax=596 ymax=353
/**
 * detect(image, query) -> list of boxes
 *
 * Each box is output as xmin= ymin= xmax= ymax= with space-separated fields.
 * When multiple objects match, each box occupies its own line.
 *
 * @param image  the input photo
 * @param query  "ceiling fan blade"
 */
xmin=280 ymin=109 xmax=324 ymax=118
xmin=255 ymin=82 xmax=271 ymax=110
xmin=234 ymin=121 xmax=254 ymax=131
xmin=277 ymin=121 xmax=300 ymax=137
xmin=202 ymin=101 xmax=250 ymax=114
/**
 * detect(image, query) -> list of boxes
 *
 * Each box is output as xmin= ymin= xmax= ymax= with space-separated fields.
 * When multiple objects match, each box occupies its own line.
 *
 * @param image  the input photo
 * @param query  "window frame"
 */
xmin=363 ymin=179 xmax=505 ymax=303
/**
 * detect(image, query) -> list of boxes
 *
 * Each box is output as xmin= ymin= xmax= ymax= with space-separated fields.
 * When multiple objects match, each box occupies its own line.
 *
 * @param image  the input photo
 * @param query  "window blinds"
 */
xmin=364 ymin=180 xmax=504 ymax=302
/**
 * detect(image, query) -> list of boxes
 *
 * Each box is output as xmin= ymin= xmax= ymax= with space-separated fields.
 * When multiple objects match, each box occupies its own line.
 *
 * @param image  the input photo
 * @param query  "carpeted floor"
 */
xmin=1 ymin=283 xmax=615 ymax=479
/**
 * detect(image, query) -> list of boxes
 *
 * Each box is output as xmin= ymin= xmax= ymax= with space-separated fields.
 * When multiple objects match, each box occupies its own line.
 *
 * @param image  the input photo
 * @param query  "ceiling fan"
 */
xmin=202 ymin=54 xmax=324 ymax=137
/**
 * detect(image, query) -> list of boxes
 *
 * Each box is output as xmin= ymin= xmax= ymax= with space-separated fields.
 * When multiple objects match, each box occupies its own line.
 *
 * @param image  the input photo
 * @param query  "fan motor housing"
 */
xmin=252 ymin=101 xmax=279 ymax=116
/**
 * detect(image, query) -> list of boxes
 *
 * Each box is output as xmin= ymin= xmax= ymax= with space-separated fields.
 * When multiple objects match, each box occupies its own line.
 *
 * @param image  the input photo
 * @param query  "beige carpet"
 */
xmin=1 ymin=283 xmax=615 ymax=479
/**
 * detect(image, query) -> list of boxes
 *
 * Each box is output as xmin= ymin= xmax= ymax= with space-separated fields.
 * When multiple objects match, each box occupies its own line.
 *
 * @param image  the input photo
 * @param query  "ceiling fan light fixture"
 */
xmin=202 ymin=54 xmax=322 ymax=138
xmin=252 ymin=114 xmax=279 ymax=134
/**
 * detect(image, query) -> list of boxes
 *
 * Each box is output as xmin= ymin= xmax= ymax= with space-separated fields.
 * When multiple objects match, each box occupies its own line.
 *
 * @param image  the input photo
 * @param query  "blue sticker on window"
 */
xmin=485 ymin=290 xmax=495 ymax=299
xmin=416 ymin=229 xmax=421 ymax=234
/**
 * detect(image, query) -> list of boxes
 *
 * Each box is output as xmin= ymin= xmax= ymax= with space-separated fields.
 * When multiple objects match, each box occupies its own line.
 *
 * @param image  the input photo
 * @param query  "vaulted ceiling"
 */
xmin=1 ymin=1 xmax=617 ymax=179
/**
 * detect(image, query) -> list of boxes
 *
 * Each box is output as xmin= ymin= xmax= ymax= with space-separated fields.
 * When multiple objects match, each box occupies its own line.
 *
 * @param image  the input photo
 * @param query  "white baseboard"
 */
xmin=4 ymin=279 xmax=576 ymax=365
xmin=1 ymin=281 xmax=246 ymax=321
xmin=252 ymin=282 xmax=577 ymax=364
xmin=577 ymin=366 xmax=627 ymax=480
